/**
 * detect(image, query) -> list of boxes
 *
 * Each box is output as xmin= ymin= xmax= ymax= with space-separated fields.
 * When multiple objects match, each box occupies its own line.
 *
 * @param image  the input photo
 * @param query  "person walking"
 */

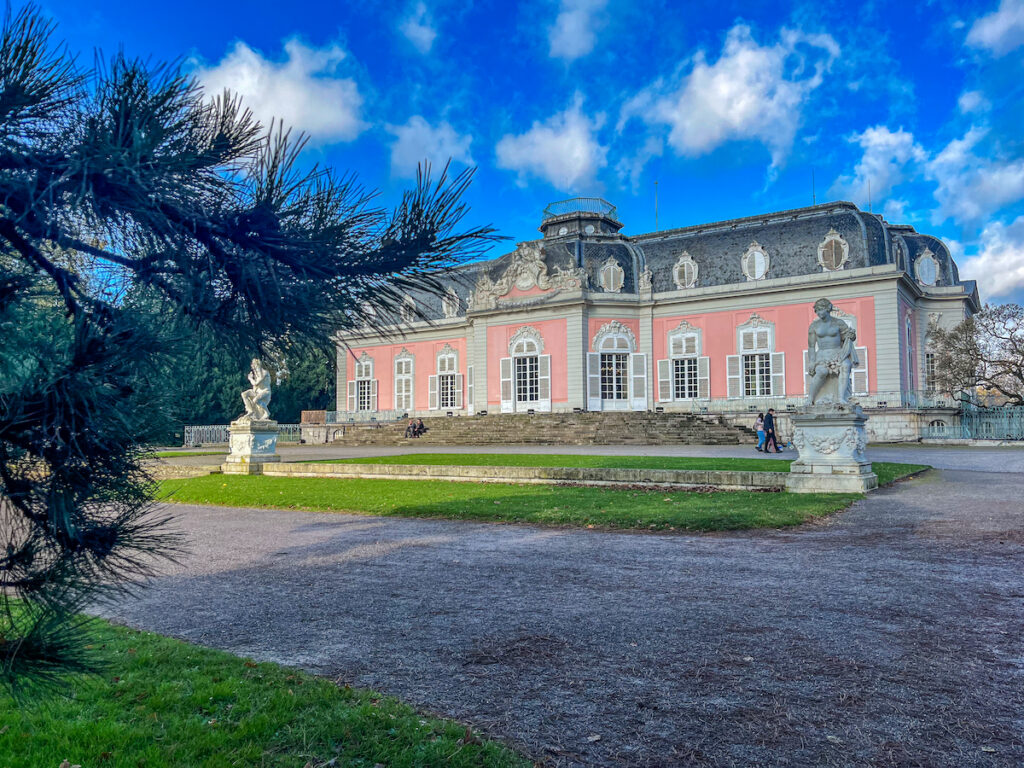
xmin=763 ymin=408 xmax=782 ymax=453
xmin=754 ymin=413 xmax=765 ymax=451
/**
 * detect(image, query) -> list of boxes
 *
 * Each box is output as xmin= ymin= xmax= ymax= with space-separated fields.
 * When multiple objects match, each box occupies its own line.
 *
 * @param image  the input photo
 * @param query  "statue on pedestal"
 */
xmin=806 ymin=298 xmax=859 ymax=406
xmin=239 ymin=358 xmax=272 ymax=422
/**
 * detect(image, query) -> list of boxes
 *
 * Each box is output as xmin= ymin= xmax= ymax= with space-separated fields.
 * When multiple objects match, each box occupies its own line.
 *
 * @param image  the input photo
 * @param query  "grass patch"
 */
xmin=874 ymin=463 xmax=929 ymax=486
xmin=154 ymin=450 xmax=225 ymax=458
xmin=0 ymin=617 xmax=527 ymax=768
xmin=159 ymin=474 xmax=860 ymax=531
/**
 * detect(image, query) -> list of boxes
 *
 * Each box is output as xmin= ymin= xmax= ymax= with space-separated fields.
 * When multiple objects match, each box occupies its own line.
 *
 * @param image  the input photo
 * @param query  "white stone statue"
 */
xmin=239 ymin=358 xmax=272 ymax=422
xmin=806 ymin=298 xmax=860 ymax=406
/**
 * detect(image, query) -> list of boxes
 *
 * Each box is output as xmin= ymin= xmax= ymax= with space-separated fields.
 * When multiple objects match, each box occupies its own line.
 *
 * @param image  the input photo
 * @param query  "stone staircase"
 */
xmin=326 ymin=411 xmax=755 ymax=446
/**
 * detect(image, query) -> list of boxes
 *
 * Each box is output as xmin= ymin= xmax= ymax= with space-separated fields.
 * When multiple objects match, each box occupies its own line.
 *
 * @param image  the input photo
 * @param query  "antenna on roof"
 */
xmin=654 ymin=180 xmax=659 ymax=231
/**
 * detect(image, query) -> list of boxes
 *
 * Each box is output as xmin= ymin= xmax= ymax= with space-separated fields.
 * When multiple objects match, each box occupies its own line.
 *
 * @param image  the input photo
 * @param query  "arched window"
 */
xmin=599 ymin=257 xmax=625 ymax=293
xmin=499 ymin=327 xmax=550 ymax=413
xmin=818 ymin=229 xmax=849 ymax=271
xmin=587 ymin=322 xmax=646 ymax=412
xmin=657 ymin=321 xmax=709 ymax=402
xmin=672 ymin=252 xmax=698 ymax=289
xmin=394 ymin=349 xmax=414 ymax=412
xmin=727 ymin=315 xmax=784 ymax=398
xmin=741 ymin=242 xmax=770 ymax=281
xmin=347 ymin=352 xmax=377 ymax=412
xmin=429 ymin=344 xmax=463 ymax=411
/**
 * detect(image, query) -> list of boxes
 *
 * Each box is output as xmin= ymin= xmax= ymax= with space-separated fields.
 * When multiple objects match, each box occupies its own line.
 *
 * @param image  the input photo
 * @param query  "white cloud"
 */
xmin=387 ymin=116 xmax=473 ymax=178
xmin=195 ymin=39 xmax=365 ymax=144
xmin=966 ymin=0 xmax=1024 ymax=56
xmin=961 ymin=215 xmax=1024 ymax=298
xmin=548 ymin=0 xmax=608 ymax=61
xmin=495 ymin=95 xmax=607 ymax=190
xmin=829 ymin=126 xmax=926 ymax=207
xmin=618 ymin=25 xmax=838 ymax=176
xmin=927 ymin=127 xmax=1024 ymax=224
xmin=882 ymin=198 xmax=908 ymax=221
xmin=958 ymin=89 xmax=991 ymax=114
xmin=615 ymin=136 xmax=663 ymax=192
xmin=399 ymin=2 xmax=437 ymax=54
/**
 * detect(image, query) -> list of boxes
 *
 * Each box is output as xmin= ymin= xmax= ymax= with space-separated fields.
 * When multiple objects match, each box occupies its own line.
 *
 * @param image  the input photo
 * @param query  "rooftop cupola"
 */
xmin=539 ymin=197 xmax=623 ymax=239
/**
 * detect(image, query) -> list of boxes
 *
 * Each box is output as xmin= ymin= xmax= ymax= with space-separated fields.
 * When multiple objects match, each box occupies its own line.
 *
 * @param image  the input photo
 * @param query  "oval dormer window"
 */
xmin=818 ymin=229 xmax=849 ymax=271
xmin=915 ymin=250 xmax=938 ymax=286
xmin=599 ymin=257 xmax=625 ymax=293
xmin=672 ymin=252 xmax=698 ymax=289
xmin=742 ymin=242 xmax=769 ymax=281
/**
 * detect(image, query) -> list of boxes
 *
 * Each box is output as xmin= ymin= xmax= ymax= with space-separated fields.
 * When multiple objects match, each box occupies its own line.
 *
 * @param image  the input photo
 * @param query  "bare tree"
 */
xmin=929 ymin=304 xmax=1024 ymax=405
xmin=0 ymin=4 xmax=496 ymax=692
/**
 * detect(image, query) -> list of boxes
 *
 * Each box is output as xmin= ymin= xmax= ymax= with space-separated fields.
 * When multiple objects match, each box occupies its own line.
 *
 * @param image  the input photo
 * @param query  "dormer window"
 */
xmin=401 ymin=295 xmax=416 ymax=324
xmin=818 ymin=229 xmax=849 ymax=271
xmin=442 ymin=287 xmax=459 ymax=319
xmin=915 ymin=249 xmax=939 ymax=286
xmin=599 ymin=257 xmax=625 ymax=293
xmin=672 ymin=252 xmax=698 ymax=289
xmin=741 ymin=242 xmax=769 ymax=281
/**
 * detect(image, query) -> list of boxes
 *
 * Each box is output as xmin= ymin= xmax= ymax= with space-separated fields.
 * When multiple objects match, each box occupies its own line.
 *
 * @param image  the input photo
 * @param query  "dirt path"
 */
xmin=103 ymin=459 xmax=1024 ymax=767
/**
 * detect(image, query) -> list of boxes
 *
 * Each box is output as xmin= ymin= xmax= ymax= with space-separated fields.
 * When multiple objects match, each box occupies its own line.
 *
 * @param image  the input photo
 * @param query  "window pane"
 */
xmin=515 ymin=355 xmax=539 ymax=402
xmin=600 ymin=353 xmax=628 ymax=400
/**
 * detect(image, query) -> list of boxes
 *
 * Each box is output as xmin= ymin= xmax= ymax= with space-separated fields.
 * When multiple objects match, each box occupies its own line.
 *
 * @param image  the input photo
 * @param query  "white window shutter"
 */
xmin=698 ymin=356 xmax=710 ymax=400
xmin=467 ymin=366 xmax=474 ymax=411
xmin=587 ymin=353 xmax=601 ymax=411
xmin=657 ymin=359 xmax=672 ymax=402
xmin=499 ymin=357 xmax=513 ymax=413
xmin=538 ymin=354 xmax=551 ymax=411
xmin=684 ymin=334 xmax=697 ymax=356
xmin=370 ymin=379 xmax=378 ymax=411
xmin=670 ymin=336 xmax=683 ymax=356
xmin=347 ymin=380 xmax=356 ymax=411
xmin=428 ymin=375 xmax=438 ymax=410
xmin=756 ymin=330 xmax=769 ymax=350
xmin=630 ymin=353 xmax=647 ymax=411
xmin=853 ymin=346 xmax=868 ymax=395
xmin=741 ymin=331 xmax=754 ymax=352
xmin=455 ymin=374 xmax=464 ymax=408
xmin=727 ymin=355 xmax=741 ymax=399
xmin=770 ymin=352 xmax=786 ymax=397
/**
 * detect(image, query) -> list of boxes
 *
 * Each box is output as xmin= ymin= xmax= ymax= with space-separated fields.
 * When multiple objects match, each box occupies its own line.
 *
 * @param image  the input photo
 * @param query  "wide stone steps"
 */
xmin=327 ymin=412 xmax=754 ymax=447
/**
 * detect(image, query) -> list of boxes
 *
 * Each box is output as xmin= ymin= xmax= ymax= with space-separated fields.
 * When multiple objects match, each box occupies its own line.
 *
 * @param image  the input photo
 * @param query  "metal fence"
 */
xmin=183 ymin=423 xmax=304 ymax=447
xmin=921 ymin=407 xmax=1024 ymax=441
xmin=677 ymin=389 xmax=960 ymax=415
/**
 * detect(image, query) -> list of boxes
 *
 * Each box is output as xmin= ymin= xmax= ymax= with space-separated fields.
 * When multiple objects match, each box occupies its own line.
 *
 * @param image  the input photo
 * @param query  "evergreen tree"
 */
xmin=0 ymin=4 xmax=495 ymax=692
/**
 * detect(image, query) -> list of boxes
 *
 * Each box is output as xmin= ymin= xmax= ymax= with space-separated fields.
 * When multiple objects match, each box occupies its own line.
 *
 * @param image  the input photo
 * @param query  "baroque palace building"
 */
xmin=334 ymin=198 xmax=979 ymax=428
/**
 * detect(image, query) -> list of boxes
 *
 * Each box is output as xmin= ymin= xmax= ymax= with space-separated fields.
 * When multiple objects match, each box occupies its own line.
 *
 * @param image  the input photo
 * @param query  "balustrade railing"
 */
xmin=182 ymin=423 xmax=304 ymax=446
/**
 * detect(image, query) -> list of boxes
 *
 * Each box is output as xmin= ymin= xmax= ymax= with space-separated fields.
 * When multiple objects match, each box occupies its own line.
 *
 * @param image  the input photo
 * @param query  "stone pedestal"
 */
xmin=786 ymin=406 xmax=878 ymax=493
xmin=223 ymin=419 xmax=281 ymax=475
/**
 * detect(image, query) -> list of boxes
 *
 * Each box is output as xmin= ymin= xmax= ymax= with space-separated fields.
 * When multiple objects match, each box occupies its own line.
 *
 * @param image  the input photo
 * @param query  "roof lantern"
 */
xmin=540 ymin=197 xmax=623 ymax=239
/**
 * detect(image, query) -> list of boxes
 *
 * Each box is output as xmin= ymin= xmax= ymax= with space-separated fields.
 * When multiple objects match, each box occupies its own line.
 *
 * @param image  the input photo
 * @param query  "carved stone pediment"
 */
xmin=469 ymin=241 xmax=587 ymax=311
xmin=742 ymin=313 xmax=771 ymax=329
xmin=670 ymin=319 xmax=699 ymax=335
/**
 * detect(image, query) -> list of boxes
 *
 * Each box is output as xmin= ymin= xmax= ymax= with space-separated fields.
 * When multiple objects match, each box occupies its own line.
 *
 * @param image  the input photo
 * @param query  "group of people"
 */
xmin=753 ymin=409 xmax=784 ymax=453
xmin=405 ymin=418 xmax=427 ymax=438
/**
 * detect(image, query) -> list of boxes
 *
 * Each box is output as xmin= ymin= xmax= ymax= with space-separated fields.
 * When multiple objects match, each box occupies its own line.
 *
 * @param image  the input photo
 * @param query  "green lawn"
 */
xmin=159 ymin=474 xmax=863 ymax=531
xmin=309 ymin=453 xmax=927 ymax=488
xmin=154 ymin=450 xmax=225 ymax=458
xmin=0 ymin=617 xmax=527 ymax=768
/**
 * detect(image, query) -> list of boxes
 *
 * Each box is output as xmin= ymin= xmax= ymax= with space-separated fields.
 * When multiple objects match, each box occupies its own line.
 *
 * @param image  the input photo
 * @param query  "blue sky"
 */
xmin=35 ymin=0 xmax=1024 ymax=304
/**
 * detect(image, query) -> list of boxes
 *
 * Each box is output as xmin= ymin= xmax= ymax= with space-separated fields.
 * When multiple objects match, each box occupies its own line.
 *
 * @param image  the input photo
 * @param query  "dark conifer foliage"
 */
xmin=0 ymin=4 xmax=497 ymax=693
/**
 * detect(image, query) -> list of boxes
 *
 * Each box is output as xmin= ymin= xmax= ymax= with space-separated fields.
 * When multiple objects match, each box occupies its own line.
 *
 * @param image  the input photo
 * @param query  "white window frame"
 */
xmin=672 ymin=252 xmax=698 ymax=289
xmin=429 ymin=344 xmax=462 ymax=411
xmin=500 ymin=326 xmax=550 ymax=413
xmin=348 ymin=352 xmax=377 ymax=412
xmin=657 ymin=321 xmax=709 ymax=402
xmin=587 ymin=321 xmax=646 ymax=411
xmin=915 ymin=249 xmax=939 ymax=286
xmin=599 ymin=257 xmax=625 ymax=293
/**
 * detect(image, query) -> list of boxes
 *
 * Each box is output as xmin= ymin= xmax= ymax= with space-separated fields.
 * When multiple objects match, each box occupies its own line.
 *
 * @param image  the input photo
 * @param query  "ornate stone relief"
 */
xmin=508 ymin=325 xmax=544 ymax=354
xmin=817 ymin=229 xmax=849 ymax=272
xmin=468 ymin=241 xmax=587 ymax=311
xmin=592 ymin=320 xmax=637 ymax=352
xmin=639 ymin=267 xmax=653 ymax=293
xmin=599 ymin=257 xmax=625 ymax=293
xmin=741 ymin=313 xmax=772 ymax=329
xmin=672 ymin=252 xmax=698 ymax=289
xmin=669 ymin=318 xmax=700 ymax=335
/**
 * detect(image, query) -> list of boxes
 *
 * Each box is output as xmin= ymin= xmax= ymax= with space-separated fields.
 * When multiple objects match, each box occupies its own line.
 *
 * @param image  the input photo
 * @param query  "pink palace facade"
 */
xmin=334 ymin=199 xmax=980 ymax=426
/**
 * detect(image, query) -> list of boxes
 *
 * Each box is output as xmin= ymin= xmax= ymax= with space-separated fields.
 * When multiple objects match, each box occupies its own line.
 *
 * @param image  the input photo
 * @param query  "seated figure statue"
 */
xmin=239 ymin=358 xmax=272 ymax=422
xmin=807 ymin=298 xmax=860 ymax=406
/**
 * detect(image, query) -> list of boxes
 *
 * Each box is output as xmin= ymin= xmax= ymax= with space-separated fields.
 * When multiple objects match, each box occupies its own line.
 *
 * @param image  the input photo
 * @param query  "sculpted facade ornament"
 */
xmin=468 ymin=241 xmax=587 ymax=311
xmin=239 ymin=358 xmax=272 ymax=422
xmin=743 ymin=313 xmax=771 ymax=329
xmin=670 ymin=318 xmax=699 ymax=335
xmin=639 ymin=267 xmax=653 ymax=293
xmin=442 ymin=287 xmax=460 ymax=319
xmin=509 ymin=325 xmax=544 ymax=354
xmin=806 ymin=298 xmax=859 ymax=405
xmin=592 ymin=320 xmax=637 ymax=352
xmin=915 ymin=248 xmax=939 ymax=286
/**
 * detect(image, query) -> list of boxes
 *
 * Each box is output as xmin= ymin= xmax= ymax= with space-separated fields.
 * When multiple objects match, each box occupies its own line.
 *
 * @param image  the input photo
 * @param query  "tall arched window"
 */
xmin=726 ymin=315 xmax=785 ymax=398
xmin=499 ymin=327 xmax=551 ymax=413
xmin=587 ymin=322 xmax=647 ymax=411
xmin=394 ymin=349 xmax=414 ymax=412
xmin=346 ymin=352 xmax=378 ymax=412
xmin=429 ymin=344 xmax=463 ymax=410
xmin=657 ymin=321 xmax=709 ymax=402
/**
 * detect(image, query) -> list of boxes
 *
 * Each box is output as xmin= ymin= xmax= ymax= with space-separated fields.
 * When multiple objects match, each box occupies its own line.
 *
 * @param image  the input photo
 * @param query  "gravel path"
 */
xmin=108 ymin=448 xmax=1024 ymax=767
